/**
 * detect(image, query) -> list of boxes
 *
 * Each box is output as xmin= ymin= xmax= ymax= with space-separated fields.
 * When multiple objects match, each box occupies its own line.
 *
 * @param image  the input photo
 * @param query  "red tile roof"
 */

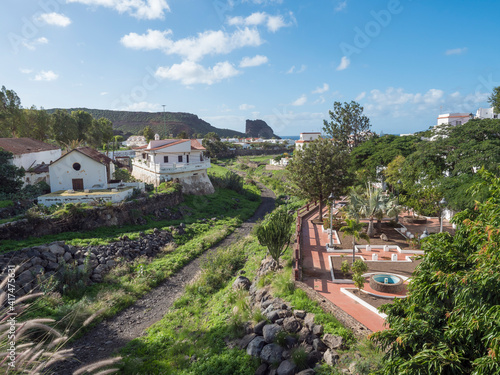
xmin=190 ymin=139 xmax=205 ymax=150
xmin=0 ymin=138 xmax=59 ymax=155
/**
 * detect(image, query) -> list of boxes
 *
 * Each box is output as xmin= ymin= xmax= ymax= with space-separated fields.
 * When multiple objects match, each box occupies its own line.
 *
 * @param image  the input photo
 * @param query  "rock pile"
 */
xmin=230 ymin=258 xmax=347 ymax=375
xmin=0 ymin=227 xmax=176 ymax=296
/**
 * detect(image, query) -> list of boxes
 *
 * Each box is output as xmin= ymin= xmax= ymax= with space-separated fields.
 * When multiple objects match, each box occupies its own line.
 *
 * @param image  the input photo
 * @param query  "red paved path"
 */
xmin=300 ymin=210 xmax=454 ymax=332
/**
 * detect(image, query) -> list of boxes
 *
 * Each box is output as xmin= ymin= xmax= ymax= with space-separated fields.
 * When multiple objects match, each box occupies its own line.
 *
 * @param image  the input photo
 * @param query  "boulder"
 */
xmin=260 ymin=343 xmax=283 ymax=363
xmin=380 ymin=233 xmax=389 ymax=241
xmin=247 ymin=336 xmax=266 ymax=357
xmin=263 ymin=324 xmax=283 ymax=343
xmin=254 ymin=320 xmax=267 ymax=336
xmin=48 ymin=243 xmax=65 ymax=256
xmin=323 ymin=334 xmax=343 ymax=350
xmin=304 ymin=313 xmax=315 ymax=330
xmin=283 ymin=317 xmax=302 ymax=333
xmin=277 ymin=359 xmax=297 ymax=375
xmin=297 ymin=369 xmax=315 ymax=375
xmin=238 ymin=333 xmax=257 ymax=349
xmin=312 ymin=338 xmax=327 ymax=352
xmin=323 ymin=349 xmax=340 ymax=366
xmin=312 ymin=324 xmax=324 ymax=336
xmin=254 ymin=363 xmax=268 ymax=375
xmin=232 ymin=276 xmax=251 ymax=290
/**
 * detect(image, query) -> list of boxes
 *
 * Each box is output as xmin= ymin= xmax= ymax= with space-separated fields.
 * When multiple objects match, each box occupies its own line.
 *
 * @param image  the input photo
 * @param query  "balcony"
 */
xmin=132 ymin=158 xmax=211 ymax=174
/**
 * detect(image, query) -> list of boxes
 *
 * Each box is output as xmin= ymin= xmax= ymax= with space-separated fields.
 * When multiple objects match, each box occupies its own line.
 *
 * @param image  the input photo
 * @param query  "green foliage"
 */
xmin=489 ymin=85 xmax=500 ymax=114
xmin=256 ymin=207 xmax=294 ymax=268
xmin=371 ymin=171 xmax=500 ymax=374
xmin=142 ymin=125 xmax=155 ymax=142
xmin=340 ymin=218 xmax=370 ymax=263
xmin=0 ymin=200 xmax=13 ymax=208
xmin=209 ymin=170 xmax=244 ymax=193
xmin=291 ymin=346 xmax=309 ymax=370
xmin=323 ymin=100 xmax=371 ymax=149
xmin=0 ymin=149 xmax=24 ymax=196
xmin=287 ymin=137 xmax=352 ymax=220
xmin=202 ymin=132 xmax=229 ymax=158
xmin=113 ymin=168 xmax=135 ymax=182
xmin=340 ymin=260 xmax=350 ymax=275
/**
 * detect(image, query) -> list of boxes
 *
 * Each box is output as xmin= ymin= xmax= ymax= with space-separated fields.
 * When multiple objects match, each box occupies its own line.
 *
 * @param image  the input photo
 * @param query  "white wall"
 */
xmin=12 ymin=149 xmax=61 ymax=170
xmin=49 ymin=152 xmax=108 ymax=192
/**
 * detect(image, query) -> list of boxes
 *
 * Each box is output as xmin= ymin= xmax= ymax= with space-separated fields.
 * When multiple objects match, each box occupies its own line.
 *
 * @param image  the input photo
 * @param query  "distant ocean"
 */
xmin=280 ymin=135 xmax=299 ymax=140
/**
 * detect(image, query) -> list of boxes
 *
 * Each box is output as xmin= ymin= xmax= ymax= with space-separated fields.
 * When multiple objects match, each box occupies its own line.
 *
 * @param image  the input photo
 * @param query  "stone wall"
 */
xmin=0 ymin=189 xmax=183 ymax=242
xmin=2 ymin=226 xmax=180 ymax=297
xmin=217 ymin=148 xmax=292 ymax=159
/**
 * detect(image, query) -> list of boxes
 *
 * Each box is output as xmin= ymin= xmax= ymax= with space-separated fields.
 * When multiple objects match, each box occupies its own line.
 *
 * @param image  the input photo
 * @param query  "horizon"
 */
xmin=2 ymin=1 xmax=499 ymax=136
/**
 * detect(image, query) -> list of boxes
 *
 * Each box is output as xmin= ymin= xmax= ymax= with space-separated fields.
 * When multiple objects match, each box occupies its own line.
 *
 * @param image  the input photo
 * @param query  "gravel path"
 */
xmin=52 ymin=184 xmax=275 ymax=374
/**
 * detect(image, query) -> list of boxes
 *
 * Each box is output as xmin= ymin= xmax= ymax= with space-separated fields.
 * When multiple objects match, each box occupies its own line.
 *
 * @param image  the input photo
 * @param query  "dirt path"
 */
xmin=53 ymin=183 xmax=275 ymax=374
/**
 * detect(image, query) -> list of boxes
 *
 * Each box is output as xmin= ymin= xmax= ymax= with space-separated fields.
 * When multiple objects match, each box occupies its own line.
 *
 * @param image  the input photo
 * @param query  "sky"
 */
xmin=1 ymin=0 xmax=500 ymax=137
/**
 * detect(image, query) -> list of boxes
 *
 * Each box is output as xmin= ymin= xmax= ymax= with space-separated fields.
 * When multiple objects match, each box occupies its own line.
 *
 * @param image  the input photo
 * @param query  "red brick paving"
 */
xmin=300 ymin=209 xmax=454 ymax=332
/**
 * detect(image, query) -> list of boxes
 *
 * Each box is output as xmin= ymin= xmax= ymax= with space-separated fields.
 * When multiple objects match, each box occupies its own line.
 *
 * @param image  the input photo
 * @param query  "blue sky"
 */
xmin=2 ymin=0 xmax=500 ymax=137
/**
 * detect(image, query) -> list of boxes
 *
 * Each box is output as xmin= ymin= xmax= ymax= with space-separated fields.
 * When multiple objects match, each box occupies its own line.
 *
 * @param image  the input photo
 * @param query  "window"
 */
xmin=495 ymin=115 xmax=498 ymax=119
xmin=178 ymin=155 xmax=183 ymax=162
xmin=72 ymin=162 xmax=81 ymax=171
xmin=163 ymin=156 xmax=169 ymax=163
xmin=186 ymin=155 xmax=189 ymax=163
xmin=200 ymin=154 xmax=203 ymax=161
xmin=142 ymin=153 xmax=146 ymax=159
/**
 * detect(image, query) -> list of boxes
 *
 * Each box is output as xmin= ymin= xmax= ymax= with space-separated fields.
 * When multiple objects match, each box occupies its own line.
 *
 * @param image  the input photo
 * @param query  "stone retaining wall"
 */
xmin=0 ymin=189 xmax=183 ymax=242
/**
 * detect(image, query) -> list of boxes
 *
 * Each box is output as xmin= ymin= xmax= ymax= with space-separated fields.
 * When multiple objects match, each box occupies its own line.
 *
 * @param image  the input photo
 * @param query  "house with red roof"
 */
xmin=0 ymin=137 xmax=61 ymax=186
xmin=131 ymin=136 xmax=214 ymax=195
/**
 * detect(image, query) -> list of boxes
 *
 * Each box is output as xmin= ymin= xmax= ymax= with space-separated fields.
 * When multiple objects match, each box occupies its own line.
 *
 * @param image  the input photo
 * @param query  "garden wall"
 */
xmin=217 ymin=148 xmax=291 ymax=159
xmin=0 ymin=189 xmax=183 ymax=242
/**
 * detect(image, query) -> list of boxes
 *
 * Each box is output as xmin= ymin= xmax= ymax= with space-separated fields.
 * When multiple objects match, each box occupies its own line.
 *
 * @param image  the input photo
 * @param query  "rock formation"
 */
xmin=245 ymin=120 xmax=280 ymax=139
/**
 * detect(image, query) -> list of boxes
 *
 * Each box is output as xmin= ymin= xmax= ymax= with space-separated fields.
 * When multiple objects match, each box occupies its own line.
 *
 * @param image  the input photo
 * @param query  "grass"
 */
xmin=21 ymin=182 xmax=261 ymax=337
xmin=119 ymin=206 xmax=354 ymax=375
xmin=0 ymin=200 xmax=13 ymax=208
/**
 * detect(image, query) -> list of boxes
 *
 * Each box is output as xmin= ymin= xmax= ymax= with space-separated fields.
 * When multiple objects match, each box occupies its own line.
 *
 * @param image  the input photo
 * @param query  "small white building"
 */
xmin=295 ymin=132 xmax=321 ymax=151
xmin=0 ymin=137 xmax=61 ymax=186
xmin=476 ymin=107 xmax=499 ymax=120
xmin=124 ymin=135 xmax=147 ymax=148
xmin=436 ymin=113 xmax=473 ymax=126
xmin=49 ymin=147 xmax=119 ymax=192
xmin=131 ymin=137 xmax=214 ymax=195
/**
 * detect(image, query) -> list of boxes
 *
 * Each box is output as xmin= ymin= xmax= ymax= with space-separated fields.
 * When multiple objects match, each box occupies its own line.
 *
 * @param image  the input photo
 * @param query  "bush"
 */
xmin=209 ymin=170 xmax=244 ymax=193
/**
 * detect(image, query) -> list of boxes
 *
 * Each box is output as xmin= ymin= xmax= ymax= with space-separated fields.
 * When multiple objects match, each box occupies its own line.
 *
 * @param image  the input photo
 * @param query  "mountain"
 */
xmin=45 ymin=108 xmax=246 ymax=138
xmin=245 ymin=119 xmax=281 ymax=139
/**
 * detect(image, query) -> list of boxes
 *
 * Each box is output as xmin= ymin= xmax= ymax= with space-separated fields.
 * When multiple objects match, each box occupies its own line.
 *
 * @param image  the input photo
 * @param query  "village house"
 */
xmin=295 ymin=132 xmax=321 ymax=150
xmin=131 ymin=136 xmax=214 ymax=195
xmin=0 ymin=137 xmax=61 ymax=186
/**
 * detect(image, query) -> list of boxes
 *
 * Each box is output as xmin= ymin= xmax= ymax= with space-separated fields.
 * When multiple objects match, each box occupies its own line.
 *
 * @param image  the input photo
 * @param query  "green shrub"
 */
xmin=291 ymin=346 xmax=309 ymax=370
xmin=0 ymin=200 xmax=13 ymax=208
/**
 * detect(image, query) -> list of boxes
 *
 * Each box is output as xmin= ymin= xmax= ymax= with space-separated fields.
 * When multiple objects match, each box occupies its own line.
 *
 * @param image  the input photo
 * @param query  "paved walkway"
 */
xmin=301 ymin=210 xmax=454 ymax=332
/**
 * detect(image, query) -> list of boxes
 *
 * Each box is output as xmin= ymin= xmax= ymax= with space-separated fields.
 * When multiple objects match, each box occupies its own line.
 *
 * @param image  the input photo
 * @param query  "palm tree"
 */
xmin=385 ymin=196 xmax=404 ymax=224
xmin=347 ymin=185 xmax=386 ymax=237
xmin=340 ymin=218 xmax=370 ymax=263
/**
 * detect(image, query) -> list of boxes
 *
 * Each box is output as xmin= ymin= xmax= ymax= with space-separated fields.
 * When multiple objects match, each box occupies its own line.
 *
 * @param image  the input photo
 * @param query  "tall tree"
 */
xmin=0 ymin=150 xmax=24 ymax=196
xmin=87 ymin=117 xmax=113 ymax=149
xmin=142 ymin=126 xmax=155 ymax=142
xmin=489 ymin=85 xmax=500 ymax=114
xmin=51 ymin=110 xmax=78 ymax=146
xmin=0 ymin=86 xmax=23 ymax=137
xmin=24 ymin=106 xmax=52 ymax=141
xmin=71 ymin=110 xmax=93 ymax=143
xmin=323 ymin=101 xmax=371 ymax=149
xmin=202 ymin=132 xmax=228 ymax=158
xmin=372 ymin=170 xmax=500 ymax=375
xmin=287 ymin=137 xmax=351 ymax=221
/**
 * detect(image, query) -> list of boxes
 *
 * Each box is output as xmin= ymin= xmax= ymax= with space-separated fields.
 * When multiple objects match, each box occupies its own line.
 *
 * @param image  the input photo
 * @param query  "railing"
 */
xmin=293 ymin=200 xmax=320 ymax=281
xmin=132 ymin=159 xmax=211 ymax=173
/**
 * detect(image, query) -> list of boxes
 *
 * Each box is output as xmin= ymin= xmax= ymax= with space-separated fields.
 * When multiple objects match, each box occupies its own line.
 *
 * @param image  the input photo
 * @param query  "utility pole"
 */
xmin=162 ymin=105 xmax=166 ymax=139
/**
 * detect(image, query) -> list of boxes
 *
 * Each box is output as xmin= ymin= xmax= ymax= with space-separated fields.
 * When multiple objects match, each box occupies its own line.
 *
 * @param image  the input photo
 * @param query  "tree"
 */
xmin=287 ymin=137 xmax=351 ymax=221
xmin=142 ymin=126 xmax=155 ymax=142
xmin=0 ymin=86 xmax=23 ymax=137
xmin=371 ymin=170 xmax=500 ymax=374
xmin=51 ymin=110 xmax=78 ymax=146
xmin=351 ymin=259 xmax=368 ymax=292
xmin=489 ymin=85 xmax=500 ymax=114
xmin=87 ymin=117 xmax=113 ymax=149
xmin=0 ymin=150 xmax=24 ymax=196
xmin=256 ymin=208 xmax=294 ymax=268
xmin=24 ymin=106 xmax=52 ymax=141
xmin=347 ymin=185 xmax=388 ymax=237
xmin=323 ymin=101 xmax=371 ymax=149
xmin=340 ymin=218 xmax=369 ymax=263
xmin=202 ymin=132 xmax=228 ymax=158
xmin=176 ymin=131 xmax=189 ymax=139
xmin=71 ymin=110 xmax=93 ymax=143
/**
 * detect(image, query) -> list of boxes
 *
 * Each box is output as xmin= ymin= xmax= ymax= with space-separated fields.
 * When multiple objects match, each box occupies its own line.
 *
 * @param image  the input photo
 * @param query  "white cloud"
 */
xmin=243 ymin=0 xmax=283 ymax=4
xmin=155 ymin=61 xmax=239 ymax=85
xmin=100 ymin=92 xmax=108 ymax=96
xmin=22 ymin=37 xmax=48 ymax=50
xmin=336 ymin=56 xmax=350 ymax=71
xmin=227 ymin=11 xmax=293 ymax=32
xmin=286 ymin=64 xmax=306 ymax=74
xmin=67 ymin=0 xmax=170 ymax=20
xmin=34 ymin=70 xmax=58 ymax=81
xmin=292 ymin=94 xmax=307 ymax=106
xmin=121 ymin=27 xmax=262 ymax=62
xmin=239 ymin=104 xmax=255 ymax=110
xmin=355 ymin=91 xmax=366 ymax=101
xmin=121 ymin=102 xmax=159 ymax=111
xmin=20 ymin=68 xmax=33 ymax=74
xmin=335 ymin=1 xmax=347 ymax=12
xmin=37 ymin=12 xmax=71 ymax=27
xmin=312 ymin=83 xmax=329 ymax=94
xmin=313 ymin=96 xmax=326 ymax=105
xmin=445 ymin=47 xmax=467 ymax=56
xmin=239 ymin=55 xmax=268 ymax=67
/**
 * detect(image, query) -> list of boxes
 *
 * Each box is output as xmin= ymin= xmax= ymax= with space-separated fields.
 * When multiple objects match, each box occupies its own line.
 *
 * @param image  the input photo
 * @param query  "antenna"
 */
xmin=162 ymin=105 xmax=166 ymax=139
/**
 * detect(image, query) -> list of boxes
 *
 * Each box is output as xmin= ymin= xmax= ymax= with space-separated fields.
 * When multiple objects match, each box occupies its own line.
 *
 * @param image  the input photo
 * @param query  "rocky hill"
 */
xmin=246 ymin=119 xmax=280 ymax=139
xmin=46 ymin=108 xmax=246 ymax=138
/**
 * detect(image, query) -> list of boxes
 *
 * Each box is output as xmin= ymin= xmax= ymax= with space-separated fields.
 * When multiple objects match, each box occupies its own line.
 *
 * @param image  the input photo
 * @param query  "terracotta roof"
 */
xmin=190 ymin=139 xmax=205 ymax=150
xmin=76 ymin=147 xmax=115 ymax=166
xmin=0 ymin=138 xmax=59 ymax=155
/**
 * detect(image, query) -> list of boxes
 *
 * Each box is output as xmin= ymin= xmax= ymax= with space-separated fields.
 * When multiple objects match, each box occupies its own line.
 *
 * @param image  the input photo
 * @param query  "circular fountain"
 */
xmin=369 ymin=273 xmax=404 ymax=293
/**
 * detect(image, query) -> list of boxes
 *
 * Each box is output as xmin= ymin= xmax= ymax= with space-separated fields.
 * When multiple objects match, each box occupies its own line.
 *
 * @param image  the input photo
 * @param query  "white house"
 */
xmin=124 ymin=135 xmax=147 ymax=148
xmin=436 ymin=113 xmax=473 ymax=126
xmin=476 ymin=107 xmax=499 ymax=119
xmin=131 ymin=137 xmax=214 ymax=195
xmin=295 ymin=132 xmax=321 ymax=150
xmin=0 ymin=138 xmax=61 ymax=186
xmin=49 ymin=147 xmax=119 ymax=192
